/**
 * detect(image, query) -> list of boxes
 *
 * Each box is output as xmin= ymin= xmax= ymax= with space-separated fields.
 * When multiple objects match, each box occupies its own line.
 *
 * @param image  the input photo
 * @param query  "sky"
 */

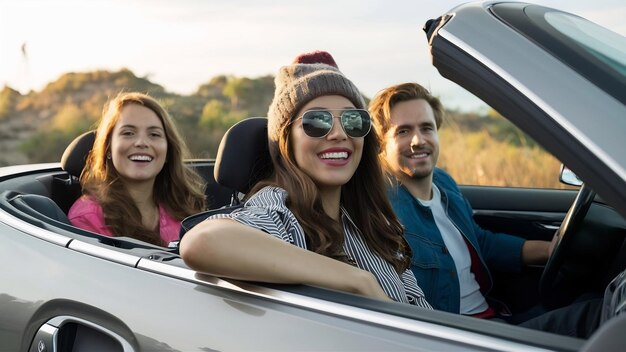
xmin=1 ymin=0 xmax=625 ymax=112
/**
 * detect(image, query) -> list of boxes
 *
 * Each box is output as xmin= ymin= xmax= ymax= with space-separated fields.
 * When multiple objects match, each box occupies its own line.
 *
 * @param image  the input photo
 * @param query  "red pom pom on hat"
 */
xmin=292 ymin=50 xmax=338 ymax=68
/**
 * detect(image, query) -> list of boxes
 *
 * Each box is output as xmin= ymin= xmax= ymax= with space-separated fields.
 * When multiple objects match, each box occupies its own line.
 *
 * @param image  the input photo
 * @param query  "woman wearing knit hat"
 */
xmin=180 ymin=51 xmax=431 ymax=308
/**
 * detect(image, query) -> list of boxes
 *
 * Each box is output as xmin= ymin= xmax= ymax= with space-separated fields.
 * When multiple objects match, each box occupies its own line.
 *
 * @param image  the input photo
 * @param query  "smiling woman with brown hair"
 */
xmin=68 ymin=92 xmax=206 ymax=246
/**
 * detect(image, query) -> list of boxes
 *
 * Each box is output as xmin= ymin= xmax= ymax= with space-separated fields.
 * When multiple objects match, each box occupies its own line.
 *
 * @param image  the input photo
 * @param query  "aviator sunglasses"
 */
xmin=295 ymin=109 xmax=372 ymax=138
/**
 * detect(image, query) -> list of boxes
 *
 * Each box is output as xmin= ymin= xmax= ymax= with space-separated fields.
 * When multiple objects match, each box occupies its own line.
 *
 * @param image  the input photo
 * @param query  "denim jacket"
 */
xmin=388 ymin=168 xmax=525 ymax=313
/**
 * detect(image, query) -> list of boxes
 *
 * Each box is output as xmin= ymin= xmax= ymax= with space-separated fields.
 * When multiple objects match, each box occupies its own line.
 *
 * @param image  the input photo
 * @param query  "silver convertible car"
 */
xmin=1 ymin=1 xmax=625 ymax=351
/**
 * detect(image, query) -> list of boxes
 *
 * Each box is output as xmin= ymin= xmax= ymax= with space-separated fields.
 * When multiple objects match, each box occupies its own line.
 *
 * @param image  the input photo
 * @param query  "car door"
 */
xmin=1 ymin=164 xmax=587 ymax=352
xmin=460 ymin=184 xmax=575 ymax=312
xmin=427 ymin=1 xmax=626 ymax=348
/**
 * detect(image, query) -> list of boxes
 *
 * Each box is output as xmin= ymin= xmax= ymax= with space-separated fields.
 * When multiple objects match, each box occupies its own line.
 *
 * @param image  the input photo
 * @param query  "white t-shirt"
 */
xmin=417 ymin=185 xmax=488 ymax=315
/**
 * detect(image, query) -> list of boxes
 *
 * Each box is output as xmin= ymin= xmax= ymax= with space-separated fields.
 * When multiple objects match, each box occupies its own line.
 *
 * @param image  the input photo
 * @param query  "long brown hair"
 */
xmin=80 ymin=92 xmax=206 ymax=245
xmin=253 ymin=103 xmax=411 ymax=273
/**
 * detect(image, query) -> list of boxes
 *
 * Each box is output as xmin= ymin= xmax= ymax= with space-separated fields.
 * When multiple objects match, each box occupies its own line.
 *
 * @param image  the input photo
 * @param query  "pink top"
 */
xmin=68 ymin=196 xmax=182 ymax=245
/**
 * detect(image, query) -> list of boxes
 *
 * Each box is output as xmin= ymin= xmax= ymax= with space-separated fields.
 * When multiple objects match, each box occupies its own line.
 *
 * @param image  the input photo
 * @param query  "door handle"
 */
xmin=537 ymin=223 xmax=560 ymax=230
xmin=29 ymin=315 xmax=136 ymax=352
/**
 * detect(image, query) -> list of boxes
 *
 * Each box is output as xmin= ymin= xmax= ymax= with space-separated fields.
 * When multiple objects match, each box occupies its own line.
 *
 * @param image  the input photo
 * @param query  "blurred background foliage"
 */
xmin=0 ymin=68 xmax=566 ymax=188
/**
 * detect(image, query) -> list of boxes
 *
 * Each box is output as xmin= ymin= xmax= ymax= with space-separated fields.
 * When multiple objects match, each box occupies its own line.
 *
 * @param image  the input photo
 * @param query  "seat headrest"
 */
xmin=214 ymin=117 xmax=272 ymax=195
xmin=61 ymin=130 xmax=96 ymax=178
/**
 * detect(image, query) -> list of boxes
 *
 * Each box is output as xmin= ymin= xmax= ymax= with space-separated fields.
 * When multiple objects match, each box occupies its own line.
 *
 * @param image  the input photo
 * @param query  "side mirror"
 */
xmin=560 ymin=164 xmax=583 ymax=187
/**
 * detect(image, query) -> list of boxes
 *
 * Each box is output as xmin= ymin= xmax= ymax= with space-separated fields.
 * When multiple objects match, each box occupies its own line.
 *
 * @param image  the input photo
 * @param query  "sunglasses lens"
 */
xmin=341 ymin=110 xmax=371 ymax=138
xmin=302 ymin=110 xmax=333 ymax=137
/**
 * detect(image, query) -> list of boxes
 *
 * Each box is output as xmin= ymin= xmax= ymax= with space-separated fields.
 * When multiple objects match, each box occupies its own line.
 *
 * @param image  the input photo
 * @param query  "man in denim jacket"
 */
xmin=369 ymin=82 xmax=552 ymax=317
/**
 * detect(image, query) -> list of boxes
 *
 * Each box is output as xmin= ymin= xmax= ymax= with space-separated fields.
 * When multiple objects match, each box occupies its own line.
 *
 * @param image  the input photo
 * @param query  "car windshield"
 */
xmin=545 ymin=12 xmax=626 ymax=77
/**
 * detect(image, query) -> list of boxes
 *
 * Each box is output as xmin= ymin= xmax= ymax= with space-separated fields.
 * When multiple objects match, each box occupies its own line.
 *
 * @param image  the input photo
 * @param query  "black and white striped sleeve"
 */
xmin=208 ymin=187 xmax=303 ymax=246
xmin=401 ymin=268 xmax=433 ymax=309
xmin=209 ymin=204 xmax=295 ymax=244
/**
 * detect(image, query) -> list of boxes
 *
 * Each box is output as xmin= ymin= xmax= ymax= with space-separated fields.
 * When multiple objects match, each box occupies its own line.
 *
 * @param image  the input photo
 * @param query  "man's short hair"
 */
xmin=369 ymin=82 xmax=445 ymax=149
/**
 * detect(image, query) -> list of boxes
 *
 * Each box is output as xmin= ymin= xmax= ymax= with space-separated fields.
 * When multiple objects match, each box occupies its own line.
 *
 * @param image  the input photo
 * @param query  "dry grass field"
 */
xmin=438 ymin=126 xmax=568 ymax=189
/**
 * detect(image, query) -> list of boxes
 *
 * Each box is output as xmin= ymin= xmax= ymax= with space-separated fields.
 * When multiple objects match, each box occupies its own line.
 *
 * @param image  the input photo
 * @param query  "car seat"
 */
xmin=60 ymin=130 xmax=96 ymax=182
xmin=179 ymin=117 xmax=271 ymax=235
xmin=214 ymin=117 xmax=271 ymax=200
xmin=53 ymin=130 xmax=97 ymax=212
xmin=0 ymin=131 xmax=94 ymax=235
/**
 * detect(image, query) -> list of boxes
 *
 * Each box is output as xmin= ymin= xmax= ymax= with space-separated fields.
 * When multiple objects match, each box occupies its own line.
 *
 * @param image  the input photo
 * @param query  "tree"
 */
xmin=196 ymin=75 xmax=229 ymax=99
xmin=199 ymin=100 xmax=227 ymax=129
xmin=20 ymin=129 xmax=72 ymax=163
xmin=222 ymin=77 xmax=253 ymax=110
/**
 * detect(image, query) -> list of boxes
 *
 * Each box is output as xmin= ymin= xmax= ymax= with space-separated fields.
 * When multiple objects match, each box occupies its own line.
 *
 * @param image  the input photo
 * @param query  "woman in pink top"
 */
xmin=68 ymin=92 xmax=206 ymax=246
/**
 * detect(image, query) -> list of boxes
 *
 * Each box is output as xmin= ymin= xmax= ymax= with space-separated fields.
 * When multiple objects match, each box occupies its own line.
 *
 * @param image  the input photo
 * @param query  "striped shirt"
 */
xmin=210 ymin=186 xmax=432 ymax=308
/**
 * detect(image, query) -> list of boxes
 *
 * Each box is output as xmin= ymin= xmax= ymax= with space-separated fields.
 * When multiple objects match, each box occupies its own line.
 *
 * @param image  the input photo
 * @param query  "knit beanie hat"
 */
xmin=267 ymin=50 xmax=366 ymax=142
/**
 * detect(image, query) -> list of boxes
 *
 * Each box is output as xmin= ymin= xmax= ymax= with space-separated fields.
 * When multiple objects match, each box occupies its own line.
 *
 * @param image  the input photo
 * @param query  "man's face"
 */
xmin=383 ymin=99 xmax=439 ymax=181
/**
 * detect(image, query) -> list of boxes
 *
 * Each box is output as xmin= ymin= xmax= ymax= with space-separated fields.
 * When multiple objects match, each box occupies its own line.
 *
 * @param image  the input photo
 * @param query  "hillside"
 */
xmin=0 ymin=69 xmax=169 ymax=166
xmin=0 ymin=69 xmax=274 ymax=166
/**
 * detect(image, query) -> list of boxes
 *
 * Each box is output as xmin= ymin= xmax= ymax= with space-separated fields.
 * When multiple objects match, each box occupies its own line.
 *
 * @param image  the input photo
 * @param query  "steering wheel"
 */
xmin=539 ymin=183 xmax=596 ymax=308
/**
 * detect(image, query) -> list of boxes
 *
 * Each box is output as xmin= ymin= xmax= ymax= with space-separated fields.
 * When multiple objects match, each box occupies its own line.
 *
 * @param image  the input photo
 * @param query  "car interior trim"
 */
xmin=472 ymin=209 xmax=566 ymax=222
xmin=68 ymin=239 xmax=141 ymax=267
xmin=0 ymin=163 xmax=59 ymax=180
